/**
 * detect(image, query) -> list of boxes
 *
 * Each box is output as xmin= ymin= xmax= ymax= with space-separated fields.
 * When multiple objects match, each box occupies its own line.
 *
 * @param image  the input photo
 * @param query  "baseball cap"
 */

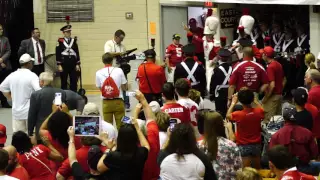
xmin=291 ymin=87 xmax=308 ymax=104
xmin=261 ymin=46 xmax=274 ymax=58
xmin=182 ymin=44 xmax=196 ymax=54
xmin=19 ymin=54 xmax=35 ymax=64
xmin=149 ymin=101 xmax=160 ymax=113
xmin=87 ymin=145 xmax=103 ymax=171
xmin=83 ymin=103 xmax=100 ymax=115
xmin=189 ymin=18 xmax=197 ymax=25
xmin=218 ymin=49 xmax=232 ymax=58
xmin=144 ymin=49 xmax=156 ymax=59
xmin=172 ymin=34 xmax=181 ymax=40
xmin=282 ymin=103 xmax=297 ymax=121
xmin=0 ymin=124 xmax=7 ymax=144
xmin=238 ymin=38 xmax=253 ymax=47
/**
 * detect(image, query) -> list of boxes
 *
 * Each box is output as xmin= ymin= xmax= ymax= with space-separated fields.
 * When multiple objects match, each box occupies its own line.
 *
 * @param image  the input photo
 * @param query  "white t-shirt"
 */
xmin=101 ymin=120 xmax=118 ymax=140
xmin=96 ymin=67 xmax=127 ymax=99
xmin=177 ymin=98 xmax=199 ymax=126
xmin=0 ymin=68 xmax=41 ymax=120
xmin=159 ymin=131 xmax=168 ymax=149
xmin=0 ymin=175 xmax=19 ymax=180
xmin=160 ymin=153 xmax=205 ymax=180
xmin=104 ymin=40 xmax=126 ymax=66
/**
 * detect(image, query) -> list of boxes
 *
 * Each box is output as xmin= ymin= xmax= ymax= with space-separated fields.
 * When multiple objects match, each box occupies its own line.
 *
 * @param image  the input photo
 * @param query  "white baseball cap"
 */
xmin=19 ymin=54 xmax=35 ymax=64
xmin=149 ymin=101 xmax=160 ymax=113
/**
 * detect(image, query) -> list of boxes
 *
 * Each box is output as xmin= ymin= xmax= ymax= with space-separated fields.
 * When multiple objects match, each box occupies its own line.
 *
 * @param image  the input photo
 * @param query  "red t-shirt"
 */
xmin=231 ymin=107 xmax=264 ymax=145
xmin=266 ymin=60 xmax=284 ymax=94
xmin=161 ymin=103 xmax=191 ymax=123
xmin=18 ymin=145 xmax=55 ymax=180
xmin=165 ymin=44 xmax=184 ymax=67
xmin=229 ymin=59 xmax=269 ymax=92
xmin=305 ymin=103 xmax=320 ymax=138
xmin=280 ymin=167 xmax=315 ymax=180
xmin=308 ymin=85 xmax=320 ymax=138
xmin=143 ymin=121 xmax=160 ymax=180
xmin=8 ymin=166 xmax=29 ymax=180
xmin=58 ymin=145 xmax=107 ymax=178
xmin=137 ymin=62 xmax=166 ymax=94
xmin=191 ymin=28 xmax=204 ymax=53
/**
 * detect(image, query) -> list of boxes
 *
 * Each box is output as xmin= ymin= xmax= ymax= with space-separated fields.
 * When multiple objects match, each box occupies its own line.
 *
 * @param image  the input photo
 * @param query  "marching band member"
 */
xmin=56 ymin=25 xmax=80 ymax=92
xmin=271 ymin=21 xmax=285 ymax=54
xmin=295 ymin=24 xmax=309 ymax=87
xmin=210 ymin=48 xmax=232 ymax=118
xmin=203 ymin=8 xmax=220 ymax=92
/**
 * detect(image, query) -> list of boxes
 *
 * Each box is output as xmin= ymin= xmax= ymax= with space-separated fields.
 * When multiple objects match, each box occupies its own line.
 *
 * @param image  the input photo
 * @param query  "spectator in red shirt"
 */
xmin=137 ymin=49 xmax=166 ymax=105
xmin=269 ymin=106 xmax=318 ymax=175
xmin=184 ymin=18 xmax=204 ymax=65
xmin=305 ymin=69 xmax=320 ymax=146
xmin=165 ymin=34 xmax=183 ymax=82
xmin=0 ymin=149 xmax=18 ymax=180
xmin=226 ymin=89 xmax=264 ymax=169
xmin=228 ymin=42 xmax=269 ymax=107
xmin=12 ymin=131 xmax=63 ymax=180
xmin=161 ymin=82 xmax=191 ymax=123
xmin=3 ymin=145 xmax=29 ymax=180
xmin=0 ymin=124 xmax=6 ymax=149
xmin=261 ymin=46 xmax=285 ymax=122
xmin=268 ymin=145 xmax=315 ymax=180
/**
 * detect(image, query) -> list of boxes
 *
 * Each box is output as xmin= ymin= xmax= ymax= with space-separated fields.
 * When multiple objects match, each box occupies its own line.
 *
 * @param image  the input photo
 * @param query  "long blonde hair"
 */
xmin=305 ymin=53 xmax=316 ymax=69
xmin=236 ymin=168 xmax=262 ymax=180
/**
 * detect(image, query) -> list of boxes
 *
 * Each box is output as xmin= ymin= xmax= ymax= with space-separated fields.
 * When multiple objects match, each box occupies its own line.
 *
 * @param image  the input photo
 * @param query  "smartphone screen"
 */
xmin=121 ymin=116 xmax=132 ymax=124
xmin=126 ymin=91 xmax=136 ymax=97
xmin=54 ymin=93 xmax=62 ymax=106
xmin=73 ymin=115 xmax=101 ymax=136
xmin=169 ymin=118 xmax=178 ymax=132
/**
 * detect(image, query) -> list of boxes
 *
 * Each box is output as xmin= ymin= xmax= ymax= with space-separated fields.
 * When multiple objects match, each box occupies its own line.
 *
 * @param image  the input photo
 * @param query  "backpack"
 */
xmin=101 ymin=67 xmax=120 ymax=99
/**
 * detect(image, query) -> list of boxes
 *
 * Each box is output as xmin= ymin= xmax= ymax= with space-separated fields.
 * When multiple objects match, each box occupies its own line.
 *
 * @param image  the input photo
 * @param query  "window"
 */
xmin=47 ymin=0 xmax=94 ymax=23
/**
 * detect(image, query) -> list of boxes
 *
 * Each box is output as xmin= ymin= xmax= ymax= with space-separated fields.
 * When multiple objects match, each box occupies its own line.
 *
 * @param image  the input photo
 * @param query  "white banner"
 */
xmin=171 ymin=0 xmax=320 ymax=5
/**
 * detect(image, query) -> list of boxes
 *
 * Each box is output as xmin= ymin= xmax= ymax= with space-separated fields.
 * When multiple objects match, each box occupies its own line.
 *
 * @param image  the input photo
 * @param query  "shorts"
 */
xmin=238 ymin=144 xmax=261 ymax=157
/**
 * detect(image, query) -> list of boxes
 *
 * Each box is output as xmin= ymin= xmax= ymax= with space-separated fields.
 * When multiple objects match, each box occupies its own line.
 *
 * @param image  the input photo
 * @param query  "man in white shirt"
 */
xmin=0 ymin=54 xmax=41 ymax=133
xmin=175 ymin=78 xmax=200 ymax=137
xmin=104 ymin=29 xmax=130 ymax=111
xmin=96 ymin=53 xmax=128 ymax=130
xmin=18 ymin=28 xmax=46 ymax=76
xmin=0 ymin=149 xmax=18 ymax=180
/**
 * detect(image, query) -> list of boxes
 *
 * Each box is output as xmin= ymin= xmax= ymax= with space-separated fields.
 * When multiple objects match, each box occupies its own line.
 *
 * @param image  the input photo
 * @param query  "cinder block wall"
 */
xmin=34 ymin=0 xmax=161 ymax=90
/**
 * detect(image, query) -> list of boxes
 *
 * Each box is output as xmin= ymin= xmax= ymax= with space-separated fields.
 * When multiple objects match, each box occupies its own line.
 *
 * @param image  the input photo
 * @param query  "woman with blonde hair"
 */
xmin=198 ymin=111 xmax=242 ymax=180
xmin=305 ymin=53 xmax=316 ymax=73
xmin=236 ymin=167 xmax=262 ymax=180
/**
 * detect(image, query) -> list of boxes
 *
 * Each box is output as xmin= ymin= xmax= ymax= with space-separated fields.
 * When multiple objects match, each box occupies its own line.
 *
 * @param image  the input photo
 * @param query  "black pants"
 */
xmin=32 ymin=64 xmax=44 ymax=77
xmin=0 ymin=69 xmax=10 ymax=104
xmin=215 ymin=98 xmax=228 ymax=118
xmin=61 ymin=65 xmax=78 ymax=92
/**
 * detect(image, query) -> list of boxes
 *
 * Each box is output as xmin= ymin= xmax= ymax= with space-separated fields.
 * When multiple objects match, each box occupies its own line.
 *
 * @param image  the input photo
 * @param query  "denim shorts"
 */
xmin=238 ymin=144 xmax=261 ymax=157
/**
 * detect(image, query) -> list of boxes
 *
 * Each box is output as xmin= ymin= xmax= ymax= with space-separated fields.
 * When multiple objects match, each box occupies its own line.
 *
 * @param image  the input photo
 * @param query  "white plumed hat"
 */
xmin=237 ymin=8 xmax=255 ymax=35
xmin=203 ymin=9 xmax=220 ymax=35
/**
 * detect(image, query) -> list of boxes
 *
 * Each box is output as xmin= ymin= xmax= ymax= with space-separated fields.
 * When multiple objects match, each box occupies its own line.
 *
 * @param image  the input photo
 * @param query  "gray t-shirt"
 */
xmin=64 ymin=90 xmax=85 ymax=112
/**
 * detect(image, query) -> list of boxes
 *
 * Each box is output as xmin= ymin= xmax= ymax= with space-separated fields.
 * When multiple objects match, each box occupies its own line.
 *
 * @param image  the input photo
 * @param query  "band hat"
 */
xmin=182 ymin=44 xmax=196 ymax=54
xmin=238 ymin=38 xmax=253 ymax=47
xmin=218 ymin=49 xmax=232 ymax=58
xmin=60 ymin=25 xmax=72 ymax=32
xmin=19 ymin=54 xmax=35 ymax=64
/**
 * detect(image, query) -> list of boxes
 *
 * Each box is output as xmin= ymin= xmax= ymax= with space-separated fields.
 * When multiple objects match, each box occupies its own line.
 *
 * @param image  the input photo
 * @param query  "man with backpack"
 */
xmin=96 ymin=53 xmax=128 ymax=130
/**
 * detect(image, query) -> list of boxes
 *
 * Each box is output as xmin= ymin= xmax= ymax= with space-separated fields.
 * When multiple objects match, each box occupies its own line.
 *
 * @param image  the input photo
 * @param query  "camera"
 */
xmin=116 ymin=48 xmax=137 ymax=75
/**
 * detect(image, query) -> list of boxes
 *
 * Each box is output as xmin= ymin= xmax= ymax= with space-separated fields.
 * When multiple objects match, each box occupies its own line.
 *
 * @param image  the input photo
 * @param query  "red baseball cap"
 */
xmin=0 ymin=124 xmax=7 ymax=144
xmin=262 ymin=46 xmax=274 ymax=58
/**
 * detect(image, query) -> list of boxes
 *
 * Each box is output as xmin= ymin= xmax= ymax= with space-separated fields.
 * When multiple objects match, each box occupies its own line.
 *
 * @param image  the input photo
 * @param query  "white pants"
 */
xmin=166 ymin=67 xmax=176 ymax=83
xmin=12 ymin=119 xmax=27 ymax=133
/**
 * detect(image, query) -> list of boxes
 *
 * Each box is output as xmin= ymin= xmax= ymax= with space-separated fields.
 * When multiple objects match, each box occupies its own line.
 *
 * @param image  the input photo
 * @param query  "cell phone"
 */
xmin=169 ymin=118 xmax=178 ymax=132
xmin=73 ymin=115 xmax=101 ymax=136
xmin=126 ymin=91 xmax=136 ymax=97
xmin=54 ymin=93 xmax=62 ymax=106
xmin=121 ymin=116 xmax=132 ymax=124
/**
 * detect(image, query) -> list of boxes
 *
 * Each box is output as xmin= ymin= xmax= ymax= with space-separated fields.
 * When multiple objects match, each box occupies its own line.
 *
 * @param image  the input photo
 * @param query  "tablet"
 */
xmin=73 ymin=115 xmax=101 ymax=136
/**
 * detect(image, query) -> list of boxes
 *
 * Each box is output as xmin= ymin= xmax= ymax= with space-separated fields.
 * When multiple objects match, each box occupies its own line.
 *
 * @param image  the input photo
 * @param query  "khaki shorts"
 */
xmin=262 ymin=94 xmax=282 ymax=122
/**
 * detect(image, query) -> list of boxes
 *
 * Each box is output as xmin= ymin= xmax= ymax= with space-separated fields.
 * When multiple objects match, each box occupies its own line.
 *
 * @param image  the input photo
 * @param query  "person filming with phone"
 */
xmin=136 ymin=49 xmax=166 ymax=105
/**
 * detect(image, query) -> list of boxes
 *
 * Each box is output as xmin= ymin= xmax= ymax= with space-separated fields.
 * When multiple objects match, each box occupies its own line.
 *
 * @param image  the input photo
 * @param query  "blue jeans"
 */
xmin=123 ymin=90 xmax=130 ymax=106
